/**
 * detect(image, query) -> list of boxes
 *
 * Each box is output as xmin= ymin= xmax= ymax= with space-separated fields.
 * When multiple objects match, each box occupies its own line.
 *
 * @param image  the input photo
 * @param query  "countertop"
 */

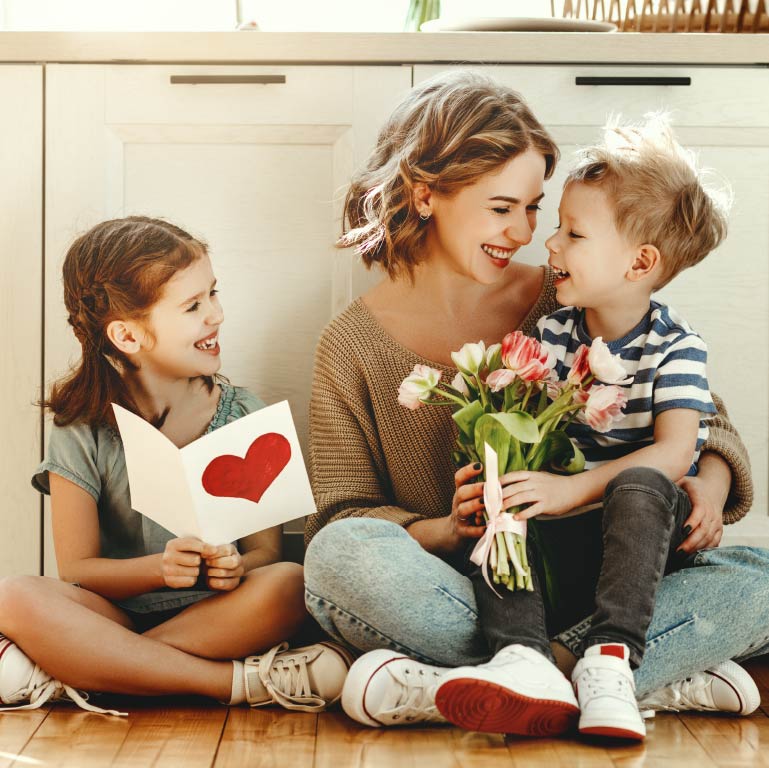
xmin=0 ymin=31 xmax=767 ymax=65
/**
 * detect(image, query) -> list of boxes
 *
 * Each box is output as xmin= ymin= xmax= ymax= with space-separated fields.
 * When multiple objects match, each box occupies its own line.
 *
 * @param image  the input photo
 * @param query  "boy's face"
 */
xmin=545 ymin=182 xmax=639 ymax=310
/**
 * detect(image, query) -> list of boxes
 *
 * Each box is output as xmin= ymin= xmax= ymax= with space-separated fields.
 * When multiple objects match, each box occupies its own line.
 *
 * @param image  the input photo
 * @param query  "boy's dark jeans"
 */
xmin=465 ymin=467 xmax=693 ymax=669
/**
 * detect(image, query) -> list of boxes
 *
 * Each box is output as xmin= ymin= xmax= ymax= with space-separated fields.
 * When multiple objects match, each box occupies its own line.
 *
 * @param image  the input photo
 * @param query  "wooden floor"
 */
xmin=1 ymin=657 xmax=768 ymax=767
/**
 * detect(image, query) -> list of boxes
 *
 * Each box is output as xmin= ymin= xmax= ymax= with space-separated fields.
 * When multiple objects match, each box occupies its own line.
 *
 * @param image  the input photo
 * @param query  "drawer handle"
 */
xmin=170 ymin=75 xmax=286 ymax=85
xmin=575 ymin=76 xmax=691 ymax=86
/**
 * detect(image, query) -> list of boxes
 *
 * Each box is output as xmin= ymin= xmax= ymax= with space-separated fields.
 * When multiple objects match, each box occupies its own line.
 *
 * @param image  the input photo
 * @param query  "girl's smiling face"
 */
xmin=137 ymin=254 xmax=224 ymax=380
xmin=424 ymin=149 xmax=547 ymax=284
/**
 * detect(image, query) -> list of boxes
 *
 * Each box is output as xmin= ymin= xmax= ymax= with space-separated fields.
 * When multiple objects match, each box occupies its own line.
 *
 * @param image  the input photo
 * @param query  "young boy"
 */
xmin=433 ymin=115 xmax=754 ymax=741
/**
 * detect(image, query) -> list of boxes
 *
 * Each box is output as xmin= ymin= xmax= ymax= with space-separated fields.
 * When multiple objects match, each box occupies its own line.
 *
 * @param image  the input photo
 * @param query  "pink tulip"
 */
xmin=486 ymin=368 xmax=517 ymax=392
xmin=398 ymin=364 xmax=442 ymax=410
xmin=501 ymin=331 xmax=555 ymax=383
xmin=576 ymin=385 xmax=628 ymax=432
xmin=567 ymin=344 xmax=591 ymax=386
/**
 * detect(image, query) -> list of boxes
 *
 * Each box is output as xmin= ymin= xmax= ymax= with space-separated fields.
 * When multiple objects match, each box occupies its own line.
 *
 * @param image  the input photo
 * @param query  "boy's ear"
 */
xmin=106 ymin=319 xmax=143 ymax=355
xmin=626 ymin=244 xmax=661 ymax=283
xmin=412 ymin=182 xmax=433 ymax=218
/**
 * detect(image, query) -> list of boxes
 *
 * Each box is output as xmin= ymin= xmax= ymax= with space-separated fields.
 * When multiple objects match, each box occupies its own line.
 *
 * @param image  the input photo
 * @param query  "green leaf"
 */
xmin=486 ymin=411 xmax=540 ymax=444
xmin=452 ymin=399 xmax=485 ymax=440
xmin=527 ymin=430 xmax=585 ymax=474
xmin=473 ymin=416 xmax=510 ymax=479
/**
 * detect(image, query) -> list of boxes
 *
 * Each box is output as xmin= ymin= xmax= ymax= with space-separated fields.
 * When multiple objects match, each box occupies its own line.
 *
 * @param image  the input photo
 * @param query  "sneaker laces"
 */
xmin=638 ymin=674 xmax=715 ymax=714
xmin=251 ymin=642 xmax=327 ymax=713
xmin=378 ymin=663 xmax=445 ymax=724
xmin=579 ymin=663 xmax=636 ymax=704
xmin=2 ymin=664 xmax=126 ymax=717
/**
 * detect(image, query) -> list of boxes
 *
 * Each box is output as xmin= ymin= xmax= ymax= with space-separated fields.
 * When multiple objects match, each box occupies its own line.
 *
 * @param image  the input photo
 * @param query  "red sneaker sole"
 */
xmin=435 ymin=678 xmax=579 ymax=737
xmin=580 ymin=725 xmax=645 ymax=741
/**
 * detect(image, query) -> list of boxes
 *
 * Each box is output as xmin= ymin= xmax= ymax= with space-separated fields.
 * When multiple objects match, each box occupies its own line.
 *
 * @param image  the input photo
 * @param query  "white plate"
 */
xmin=420 ymin=16 xmax=617 ymax=32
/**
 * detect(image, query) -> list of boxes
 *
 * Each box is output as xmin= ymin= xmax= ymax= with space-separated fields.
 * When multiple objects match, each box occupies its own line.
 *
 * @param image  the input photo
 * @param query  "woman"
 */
xmin=303 ymin=70 xmax=767 ymax=731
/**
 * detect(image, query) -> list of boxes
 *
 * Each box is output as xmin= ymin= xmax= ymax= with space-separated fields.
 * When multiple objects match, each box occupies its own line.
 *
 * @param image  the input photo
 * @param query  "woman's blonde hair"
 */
xmin=566 ymin=113 xmax=731 ymax=289
xmin=338 ymin=70 xmax=559 ymax=279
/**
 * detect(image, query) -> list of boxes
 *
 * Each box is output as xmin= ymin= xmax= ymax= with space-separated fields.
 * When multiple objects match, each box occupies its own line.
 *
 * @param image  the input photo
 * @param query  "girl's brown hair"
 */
xmin=337 ymin=70 xmax=559 ymax=279
xmin=44 ymin=216 xmax=210 ymax=427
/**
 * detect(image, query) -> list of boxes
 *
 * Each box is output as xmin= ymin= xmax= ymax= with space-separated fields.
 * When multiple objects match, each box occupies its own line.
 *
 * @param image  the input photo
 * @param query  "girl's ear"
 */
xmin=626 ymin=244 xmax=661 ymax=283
xmin=106 ymin=320 xmax=142 ymax=355
xmin=412 ymin=182 xmax=434 ymax=219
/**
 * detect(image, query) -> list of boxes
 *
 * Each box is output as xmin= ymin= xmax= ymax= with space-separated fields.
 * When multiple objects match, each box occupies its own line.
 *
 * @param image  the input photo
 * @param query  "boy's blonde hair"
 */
xmin=338 ymin=70 xmax=559 ymax=279
xmin=566 ymin=113 xmax=731 ymax=289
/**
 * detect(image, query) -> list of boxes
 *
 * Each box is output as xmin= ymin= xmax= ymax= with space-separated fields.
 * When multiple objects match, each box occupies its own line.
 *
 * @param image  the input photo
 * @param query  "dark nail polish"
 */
xmin=473 ymin=463 xmax=482 ymax=471
xmin=683 ymin=525 xmax=692 ymax=536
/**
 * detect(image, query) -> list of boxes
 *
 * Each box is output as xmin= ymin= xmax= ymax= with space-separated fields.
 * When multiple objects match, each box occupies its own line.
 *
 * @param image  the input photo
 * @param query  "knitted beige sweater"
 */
xmin=305 ymin=267 xmax=753 ymax=546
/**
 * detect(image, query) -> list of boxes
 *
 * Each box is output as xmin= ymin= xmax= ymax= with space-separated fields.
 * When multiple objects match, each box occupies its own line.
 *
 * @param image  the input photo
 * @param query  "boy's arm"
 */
xmin=238 ymin=526 xmax=282 ymax=570
xmin=505 ymin=408 xmax=701 ymax=520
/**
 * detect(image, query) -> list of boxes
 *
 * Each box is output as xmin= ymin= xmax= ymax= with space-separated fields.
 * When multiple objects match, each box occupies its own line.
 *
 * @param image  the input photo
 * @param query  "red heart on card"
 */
xmin=201 ymin=433 xmax=291 ymax=505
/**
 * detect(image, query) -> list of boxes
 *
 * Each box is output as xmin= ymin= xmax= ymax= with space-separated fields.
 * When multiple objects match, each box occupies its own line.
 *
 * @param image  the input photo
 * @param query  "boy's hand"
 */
xmin=676 ymin=475 xmax=724 ymax=553
xmin=161 ymin=537 xmax=213 ymax=589
xmin=499 ymin=471 xmax=576 ymax=521
xmin=203 ymin=543 xmax=244 ymax=591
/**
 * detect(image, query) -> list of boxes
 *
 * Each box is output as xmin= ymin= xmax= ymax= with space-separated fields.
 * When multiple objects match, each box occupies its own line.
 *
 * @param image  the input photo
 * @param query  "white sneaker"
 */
xmin=572 ymin=643 xmax=645 ymax=741
xmin=637 ymin=660 xmax=760 ymax=717
xmin=243 ymin=641 xmax=354 ymax=712
xmin=0 ymin=633 xmax=125 ymax=716
xmin=341 ymin=649 xmax=448 ymax=727
xmin=435 ymin=644 xmax=579 ymax=737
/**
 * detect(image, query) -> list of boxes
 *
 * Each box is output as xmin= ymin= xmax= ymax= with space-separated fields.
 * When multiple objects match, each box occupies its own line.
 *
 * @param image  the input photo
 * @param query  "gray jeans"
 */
xmin=469 ymin=467 xmax=692 ymax=668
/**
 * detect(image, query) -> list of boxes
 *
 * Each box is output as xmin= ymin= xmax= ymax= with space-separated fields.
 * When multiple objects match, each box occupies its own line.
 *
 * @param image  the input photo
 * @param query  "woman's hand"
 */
xmin=677 ymin=474 xmax=724 ymax=553
xmin=203 ymin=543 xmax=245 ymax=591
xmin=499 ymin=471 xmax=577 ymax=521
xmin=449 ymin=462 xmax=487 ymax=542
xmin=161 ymin=537 xmax=211 ymax=589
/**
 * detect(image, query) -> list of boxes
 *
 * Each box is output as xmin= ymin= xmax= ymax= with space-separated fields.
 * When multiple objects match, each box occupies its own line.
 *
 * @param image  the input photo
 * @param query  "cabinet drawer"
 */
xmin=415 ymin=65 xmax=769 ymax=127
xmin=97 ymin=65 xmax=355 ymax=125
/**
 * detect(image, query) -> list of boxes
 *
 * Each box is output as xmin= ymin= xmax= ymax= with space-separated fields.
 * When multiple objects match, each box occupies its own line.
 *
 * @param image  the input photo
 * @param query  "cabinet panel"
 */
xmin=416 ymin=65 xmax=769 ymax=128
xmin=0 ymin=66 xmax=43 ymax=576
xmin=415 ymin=65 xmax=769 ymax=545
xmin=44 ymin=64 xmax=411 ymax=574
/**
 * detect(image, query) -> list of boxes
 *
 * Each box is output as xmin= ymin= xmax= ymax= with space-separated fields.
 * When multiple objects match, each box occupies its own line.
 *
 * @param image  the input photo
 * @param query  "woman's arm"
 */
xmin=50 ymin=472 xmax=204 ymax=599
xmin=700 ymin=392 xmax=753 ymax=524
xmin=305 ymin=329 xmax=427 ymax=549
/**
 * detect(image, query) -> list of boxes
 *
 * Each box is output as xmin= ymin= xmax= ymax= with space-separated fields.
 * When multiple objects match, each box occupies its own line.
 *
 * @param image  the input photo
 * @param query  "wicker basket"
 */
xmin=557 ymin=0 xmax=769 ymax=31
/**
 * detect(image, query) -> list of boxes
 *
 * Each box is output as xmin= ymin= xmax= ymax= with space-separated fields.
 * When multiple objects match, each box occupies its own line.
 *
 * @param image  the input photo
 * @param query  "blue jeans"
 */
xmin=304 ymin=517 xmax=769 ymax=698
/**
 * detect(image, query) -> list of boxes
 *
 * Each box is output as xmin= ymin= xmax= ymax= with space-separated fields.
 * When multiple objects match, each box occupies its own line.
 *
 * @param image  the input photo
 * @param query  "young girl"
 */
xmin=0 ymin=216 xmax=351 ymax=715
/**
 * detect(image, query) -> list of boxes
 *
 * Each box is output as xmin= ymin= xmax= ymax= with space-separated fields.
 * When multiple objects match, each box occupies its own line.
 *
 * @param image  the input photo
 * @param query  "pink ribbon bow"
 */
xmin=470 ymin=442 xmax=527 ymax=597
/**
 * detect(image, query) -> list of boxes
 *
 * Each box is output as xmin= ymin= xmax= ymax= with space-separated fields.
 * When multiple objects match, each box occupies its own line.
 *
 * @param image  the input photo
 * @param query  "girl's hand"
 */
xmin=449 ymin=463 xmax=487 ymax=543
xmin=499 ymin=471 xmax=576 ymax=521
xmin=162 ymin=537 xmax=212 ymax=589
xmin=203 ymin=543 xmax=244 ymax=591
xmin=677 ymin=475 xmax=724 ymax=554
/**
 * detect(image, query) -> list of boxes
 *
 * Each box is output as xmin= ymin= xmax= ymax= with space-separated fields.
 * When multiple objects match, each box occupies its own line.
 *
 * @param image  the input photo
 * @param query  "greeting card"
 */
xmin=113 ymin=400 xmax=315 ymax=544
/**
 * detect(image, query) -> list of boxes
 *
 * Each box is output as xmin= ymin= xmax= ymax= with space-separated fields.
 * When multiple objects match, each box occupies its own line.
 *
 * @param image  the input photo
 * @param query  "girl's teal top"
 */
xmin=32 ymin=382 xmax=264 ymax=613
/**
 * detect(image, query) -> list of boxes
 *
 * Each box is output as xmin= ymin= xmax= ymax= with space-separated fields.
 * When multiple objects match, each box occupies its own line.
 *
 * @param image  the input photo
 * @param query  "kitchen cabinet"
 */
xmin=0 ymin=66 xmax=43 ymax=576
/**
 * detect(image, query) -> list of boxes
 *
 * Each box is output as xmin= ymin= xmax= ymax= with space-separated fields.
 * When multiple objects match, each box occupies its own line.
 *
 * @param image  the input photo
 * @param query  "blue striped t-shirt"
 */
xmin=533 ymin=302 xmax=717 ymax=476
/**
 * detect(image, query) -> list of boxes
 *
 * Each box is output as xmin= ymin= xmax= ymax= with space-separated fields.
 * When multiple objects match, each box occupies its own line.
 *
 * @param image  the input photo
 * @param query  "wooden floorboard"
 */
xmin=0 ymin=659 xmax=767 ymax=767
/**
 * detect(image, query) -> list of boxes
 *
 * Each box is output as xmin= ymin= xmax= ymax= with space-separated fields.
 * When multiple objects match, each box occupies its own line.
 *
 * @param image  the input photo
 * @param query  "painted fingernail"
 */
xmin=473 ymin=463 xmax=482 ymax=471
xmin=683 ymin=525 xmax=692 ymax=535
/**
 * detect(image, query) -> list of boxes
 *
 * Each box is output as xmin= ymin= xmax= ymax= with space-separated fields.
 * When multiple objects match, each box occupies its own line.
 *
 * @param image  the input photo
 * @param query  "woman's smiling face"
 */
xmin=425 ymin=149 xmax=547 ymax=284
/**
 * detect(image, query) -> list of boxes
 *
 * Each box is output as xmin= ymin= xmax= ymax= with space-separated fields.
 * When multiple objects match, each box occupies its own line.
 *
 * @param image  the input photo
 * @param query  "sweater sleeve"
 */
xmin=701 ymin=391 xmax=753 ymax=525
xmin=304 ymin=325 xmax=427 ymax=548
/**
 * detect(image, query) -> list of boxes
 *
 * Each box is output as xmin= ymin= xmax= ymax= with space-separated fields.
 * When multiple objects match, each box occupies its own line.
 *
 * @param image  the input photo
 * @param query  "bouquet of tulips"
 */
xmin=398 ymin=331 xmax=630 ymax=594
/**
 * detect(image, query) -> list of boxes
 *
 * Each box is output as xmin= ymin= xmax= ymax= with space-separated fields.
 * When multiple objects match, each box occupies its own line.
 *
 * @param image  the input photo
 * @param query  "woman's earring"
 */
xmin=419 ymin=211 xmax=431 ymax=221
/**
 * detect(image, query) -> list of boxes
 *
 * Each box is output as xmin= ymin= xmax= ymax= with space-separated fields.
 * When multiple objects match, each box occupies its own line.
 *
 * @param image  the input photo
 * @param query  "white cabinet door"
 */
xmin=44 ymin=64 xmax=412 ymax=573
xmin=416 ymin=65 xmax=769 ymax=546
xmin=0 ymin=66 xmax=43 ymax=576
